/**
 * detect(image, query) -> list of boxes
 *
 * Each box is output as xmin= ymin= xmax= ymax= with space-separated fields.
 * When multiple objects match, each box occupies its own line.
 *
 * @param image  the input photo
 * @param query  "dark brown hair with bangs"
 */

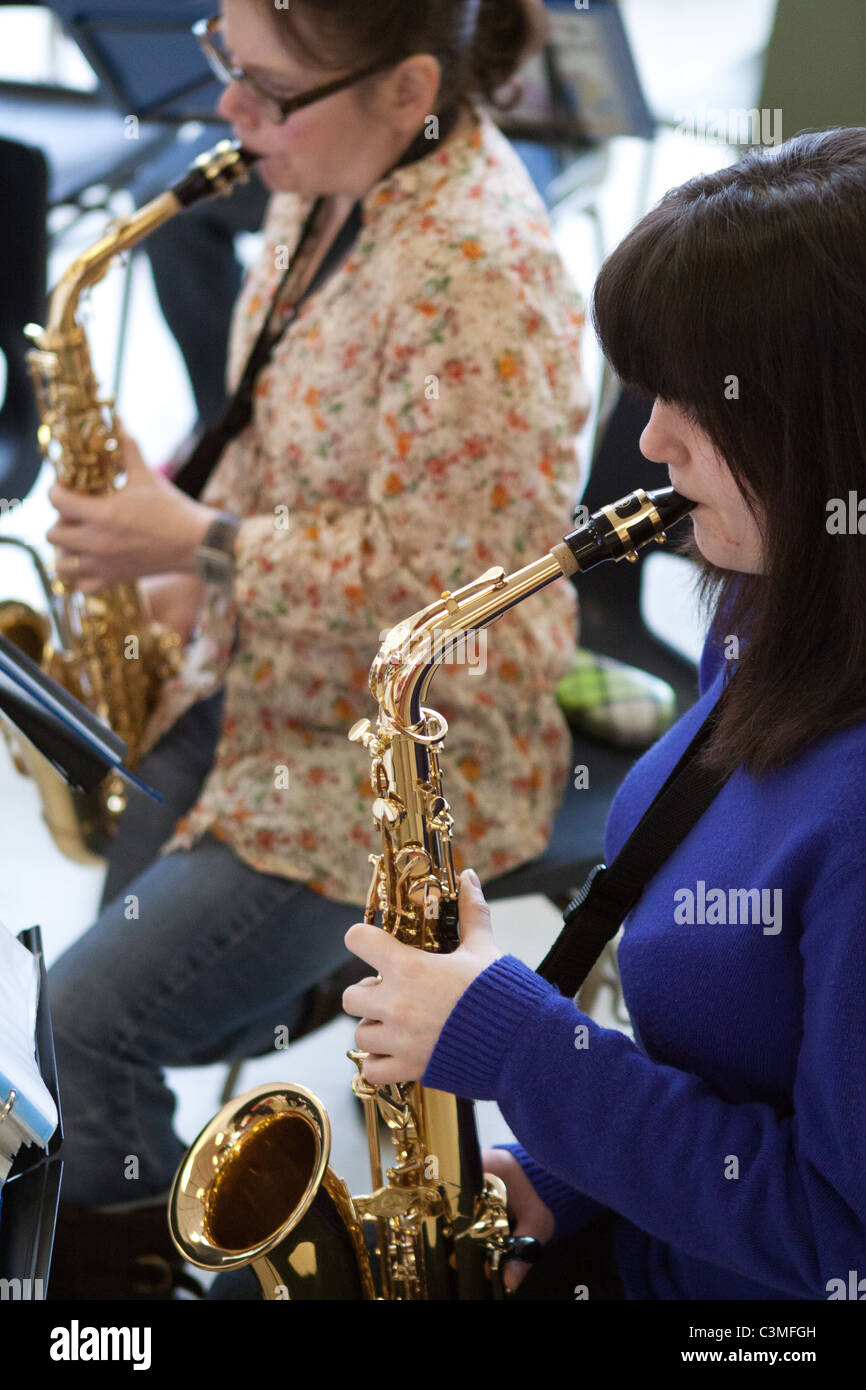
xmin=591 ymin=127 xmax=866 ymax=778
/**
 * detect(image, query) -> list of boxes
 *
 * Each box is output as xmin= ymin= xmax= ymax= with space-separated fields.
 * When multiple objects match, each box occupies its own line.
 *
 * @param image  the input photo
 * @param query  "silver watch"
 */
xmin=195 ymin=513 xmax=240 ymax=585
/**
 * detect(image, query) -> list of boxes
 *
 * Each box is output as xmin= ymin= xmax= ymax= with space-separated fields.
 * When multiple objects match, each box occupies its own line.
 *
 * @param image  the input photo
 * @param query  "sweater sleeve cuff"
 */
xmin=492 ymin=1142 xmax=610 ymax=1242
xmin=421 ymin=954 xmax=558 ymax=1099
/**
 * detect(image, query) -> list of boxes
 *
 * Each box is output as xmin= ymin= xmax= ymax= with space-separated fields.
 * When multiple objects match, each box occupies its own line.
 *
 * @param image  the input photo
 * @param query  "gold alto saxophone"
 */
xmin=168 ymin=486 xmax=695 ymax=1300
xmin=0 ymin=140 xmax=256 ymax=863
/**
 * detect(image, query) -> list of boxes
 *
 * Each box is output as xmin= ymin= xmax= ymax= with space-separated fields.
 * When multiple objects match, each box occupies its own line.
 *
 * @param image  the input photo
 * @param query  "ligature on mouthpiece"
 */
xmin=170 ymin=141 xmax=259 ymax=208
xmin=553 ymin=487 xmax=696 ymax=576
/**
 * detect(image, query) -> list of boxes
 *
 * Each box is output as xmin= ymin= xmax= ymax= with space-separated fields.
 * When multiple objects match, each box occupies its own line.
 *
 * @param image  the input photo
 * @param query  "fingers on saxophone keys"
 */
xmin=55 ymin=550 xmax=97 ymax=588
xmin=344 ymin=922 xmax=385 ymax=962
xmin=54 ymin=550 xmax=80 ymax=581
xmin=47 ymin=481 xmax=96 ymax=517
xmin=343 ymin=977 xmax=384 ymax=1019
xmin=46 ymin=520 xmax=77 ymax=549
xmin=353 ymin=1019 xmax=385 ymax=1052
xmin=359 ymin=1052 xmax=402 ymax=1086
xmin=47 ymin=481 xmax=72 ymax=513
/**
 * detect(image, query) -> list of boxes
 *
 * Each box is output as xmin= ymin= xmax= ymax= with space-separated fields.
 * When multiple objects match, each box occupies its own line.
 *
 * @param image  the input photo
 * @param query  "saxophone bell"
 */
xmin=168 ymin=1083 xmax=375 ymax=1300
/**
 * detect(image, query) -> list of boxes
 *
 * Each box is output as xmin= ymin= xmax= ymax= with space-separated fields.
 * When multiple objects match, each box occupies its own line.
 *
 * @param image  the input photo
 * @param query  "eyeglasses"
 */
xmin=194 ymin=15 xmax=398 ymax=126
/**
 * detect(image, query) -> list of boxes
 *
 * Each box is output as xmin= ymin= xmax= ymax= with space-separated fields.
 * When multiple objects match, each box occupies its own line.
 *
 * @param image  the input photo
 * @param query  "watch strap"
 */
xmin=196 ymin=512 xmax=240 ymax=584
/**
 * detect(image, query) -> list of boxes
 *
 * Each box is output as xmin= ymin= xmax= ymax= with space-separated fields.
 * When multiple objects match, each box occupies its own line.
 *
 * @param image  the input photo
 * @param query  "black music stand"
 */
xmin=0 ymin=634 xmax=160 ymax=1296
xmin=0 ymin=4 xmax=221 ymax=217
xmin=0 ymin=631 xmax=129 ymax=793
xmin=48 ymin=1 xmax=220 ymax=126
xmin=496 ymin=1 xmax=655 ymax=289
xmin=498 ymin=0 xmax=655 ymax=152
xmin=0 ymin=925 xmax=63 ymax=1299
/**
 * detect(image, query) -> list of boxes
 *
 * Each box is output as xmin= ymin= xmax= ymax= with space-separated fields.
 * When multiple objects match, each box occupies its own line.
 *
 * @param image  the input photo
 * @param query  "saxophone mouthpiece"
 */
xmin=643 ymin=486 xmax=698 ymax=530
xmin=558 ymin=486 xmax=696 ymax=575
xmin=234 ymin=145 xmax=260 ymax=172
xmin=171 ymin=140 xmax=260 ymax=209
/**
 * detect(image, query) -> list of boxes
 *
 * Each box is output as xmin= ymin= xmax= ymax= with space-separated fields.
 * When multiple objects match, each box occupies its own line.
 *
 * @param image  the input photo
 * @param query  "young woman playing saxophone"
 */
xmin=344 ymin=127 xmax=866 ymax=1302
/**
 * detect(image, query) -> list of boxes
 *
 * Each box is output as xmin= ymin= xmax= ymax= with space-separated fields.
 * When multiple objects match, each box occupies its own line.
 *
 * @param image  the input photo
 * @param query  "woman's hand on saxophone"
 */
xmin=46 ymin=428 xmax=219 ymax=592
xmin=343 ymin=868 xmax=501 ymax=1084
xmin=139 ymin=573 xmax=208 ymax=644
xmin=482 ymin=1147 xmax=556 ymax=1291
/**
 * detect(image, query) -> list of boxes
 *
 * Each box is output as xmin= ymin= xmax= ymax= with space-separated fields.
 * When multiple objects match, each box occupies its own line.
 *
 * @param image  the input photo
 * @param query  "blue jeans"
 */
xmin=48 ymin=691 xmax=362 ymax=1207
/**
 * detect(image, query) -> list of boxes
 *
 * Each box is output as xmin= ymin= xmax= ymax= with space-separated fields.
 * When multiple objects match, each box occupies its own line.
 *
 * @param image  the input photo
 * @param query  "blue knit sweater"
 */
xmin=422 ymin=636 xmax=866 ymax=1299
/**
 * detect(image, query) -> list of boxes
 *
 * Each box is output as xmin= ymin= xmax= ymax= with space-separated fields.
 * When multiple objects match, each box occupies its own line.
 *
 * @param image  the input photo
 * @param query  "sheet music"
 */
xmin=0 ymin=920 xmax=58 ymax=1158
xmin=506 ymin=2 xmax=654 ymax=141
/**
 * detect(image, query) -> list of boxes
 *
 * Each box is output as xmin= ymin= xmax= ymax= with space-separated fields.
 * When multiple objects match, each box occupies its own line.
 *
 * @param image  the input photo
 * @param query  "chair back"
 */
xmin=0 ymin=138 xmax=47 ymax=501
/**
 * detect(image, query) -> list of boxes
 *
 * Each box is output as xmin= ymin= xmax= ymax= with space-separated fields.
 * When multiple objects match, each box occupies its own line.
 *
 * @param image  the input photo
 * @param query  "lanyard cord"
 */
xmin=173 ymin=194 xmax=360 ymax=499
xmin=173 ymin=103 xmax=461 ymax=500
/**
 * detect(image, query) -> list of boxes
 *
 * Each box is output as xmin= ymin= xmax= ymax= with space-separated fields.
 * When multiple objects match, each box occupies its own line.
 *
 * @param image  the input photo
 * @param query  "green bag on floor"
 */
xmin=556 ymin=648 xmax=676 ymax=751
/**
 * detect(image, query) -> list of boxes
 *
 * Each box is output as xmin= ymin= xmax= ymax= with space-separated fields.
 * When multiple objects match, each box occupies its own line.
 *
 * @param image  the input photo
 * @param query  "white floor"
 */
xmin=0 ymin=0 xmax=775 ymax=1200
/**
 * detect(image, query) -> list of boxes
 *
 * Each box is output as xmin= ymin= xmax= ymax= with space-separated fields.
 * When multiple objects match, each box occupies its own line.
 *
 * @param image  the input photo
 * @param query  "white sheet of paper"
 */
xmin=0 ymin=919 xmax=58 ymax=1151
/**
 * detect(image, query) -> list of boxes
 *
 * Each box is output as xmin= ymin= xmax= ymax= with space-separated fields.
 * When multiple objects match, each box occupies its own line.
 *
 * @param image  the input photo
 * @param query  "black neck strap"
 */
xmin=172 ymin=194 xmax=359 ymax=500
xmin=537 ymin=698 xmax=731 ymax=998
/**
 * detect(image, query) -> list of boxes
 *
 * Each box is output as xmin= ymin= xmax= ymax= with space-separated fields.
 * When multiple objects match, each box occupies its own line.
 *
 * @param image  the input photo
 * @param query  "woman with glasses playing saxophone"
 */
xmin=45 ymin=0 xmax=590 ymax=1298
xmin=344 ymin=129 xmax=866 ymax=1303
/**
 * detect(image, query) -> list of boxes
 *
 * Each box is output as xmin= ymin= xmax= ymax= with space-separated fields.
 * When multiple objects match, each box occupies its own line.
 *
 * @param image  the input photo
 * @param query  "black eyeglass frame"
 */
xmin=193 ymin=15 xmax=400 ymax=125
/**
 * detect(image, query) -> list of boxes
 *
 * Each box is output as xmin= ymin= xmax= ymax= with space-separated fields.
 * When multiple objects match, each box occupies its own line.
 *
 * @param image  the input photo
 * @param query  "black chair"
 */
xmin=0 ymin=137 xmax=47 ymax=503
xmin=0 ymin=80 xmax=182 ymax=502
xmin=0 ymin=2 xmax=225 ymax=495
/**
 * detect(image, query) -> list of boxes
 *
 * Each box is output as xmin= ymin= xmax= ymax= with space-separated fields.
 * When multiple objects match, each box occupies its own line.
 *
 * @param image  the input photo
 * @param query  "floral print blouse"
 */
xmin=140 ymin=103 xmax=590 ymax=906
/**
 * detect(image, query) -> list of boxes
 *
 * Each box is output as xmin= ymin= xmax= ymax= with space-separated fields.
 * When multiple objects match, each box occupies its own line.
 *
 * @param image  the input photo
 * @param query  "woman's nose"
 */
xmin=639 ymin=399 xmax=689 ymax=467
xmin=216 ymin=80 xmax=260 ymax=130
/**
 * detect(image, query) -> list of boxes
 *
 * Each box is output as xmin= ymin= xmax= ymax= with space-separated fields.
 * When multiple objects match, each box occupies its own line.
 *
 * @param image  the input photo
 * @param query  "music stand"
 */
xmin=0 ymin=634 xmax=160 ymax=1295
xmin=0 ymin=925 xmax=63 ymax=1300
xmin=49 ymin=1 xmax=222 ymax=125
xmin=492 ymin=1 xmax=654 ymax=214
xmin=497 ymin=0 xmax=655 ymax=149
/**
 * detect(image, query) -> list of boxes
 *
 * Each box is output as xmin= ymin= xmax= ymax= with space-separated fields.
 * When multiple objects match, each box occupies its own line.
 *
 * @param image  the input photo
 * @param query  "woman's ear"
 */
xmin=384 ymin=53 xmax=443 ymax=131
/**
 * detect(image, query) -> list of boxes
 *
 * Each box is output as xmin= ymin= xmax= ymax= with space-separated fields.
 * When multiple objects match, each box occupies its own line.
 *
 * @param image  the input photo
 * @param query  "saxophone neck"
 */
xmin=39 ymin=193 xmax=180 ymax=339
xmin=371 ymin=556 xmax=562 ymax=733
xmin=32 ymin=139 xmax=257 ymax=341
xmin=371 ymin=486 xmax=696 ymax=732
